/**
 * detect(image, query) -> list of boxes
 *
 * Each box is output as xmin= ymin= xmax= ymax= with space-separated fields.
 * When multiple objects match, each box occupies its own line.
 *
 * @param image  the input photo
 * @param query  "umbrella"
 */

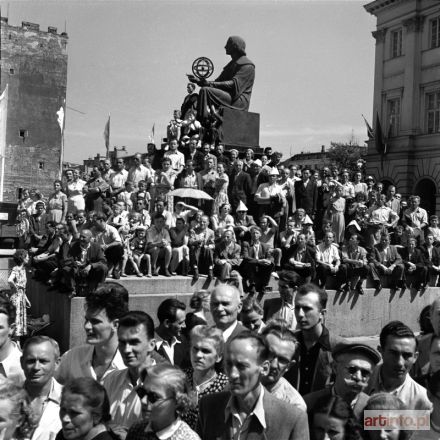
xmin=168 ymin=188 xmax=213 ymax=200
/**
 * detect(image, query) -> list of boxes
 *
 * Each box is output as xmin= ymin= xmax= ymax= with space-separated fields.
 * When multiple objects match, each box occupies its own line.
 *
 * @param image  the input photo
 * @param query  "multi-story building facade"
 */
xmin=0 ymin=18 xmax=68 ymax=202
xmin=364 ymin=0 xmax=440 ymax=214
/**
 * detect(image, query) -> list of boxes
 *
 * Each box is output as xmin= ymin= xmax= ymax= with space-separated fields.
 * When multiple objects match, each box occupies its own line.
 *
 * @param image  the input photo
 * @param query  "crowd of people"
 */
xmin=1 ymin=279 xmax=440 ymax=439
xmin=2 ymin=133 xmax=440 ymax=439
xmin=12 ymin=139 xmax=439 ymax=298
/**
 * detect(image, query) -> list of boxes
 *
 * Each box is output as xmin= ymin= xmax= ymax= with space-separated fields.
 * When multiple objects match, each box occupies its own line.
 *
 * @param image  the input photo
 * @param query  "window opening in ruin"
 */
xmin=38 ymin=162 xmax=45 ymax=170
xmin=19 ymin=129 xmax=28 ymax=140
xmin=9 ymin=68 xmax=14 ymax=75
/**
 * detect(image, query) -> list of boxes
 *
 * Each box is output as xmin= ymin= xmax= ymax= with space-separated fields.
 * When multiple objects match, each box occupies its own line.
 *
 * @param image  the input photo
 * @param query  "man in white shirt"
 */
xmin=316 ymin=231 xmax=343 ymax=290
xmin=210 ymin=284 xmax=246 ymax=346
xmin=0 ymin=298 xmax=24 ymax=384
xmin=104 ymin=311 xmax=161 ymax=435
xmin=21 ymin=336 xmax=62 ymax=440
xmin=109 ymin=158 xmax=129 ymax=197
xmin=198 ymin=331 xmax=310 ymax=440
xmin=403 ymin=195 xmax=429 ymax=245
xmin=261 ymin=321 xmax=306 ymax=411
xmin=366 ymin=320 xmax=432 ymax=411
xmin=155 ymin=298 xmax=190 ymax=369
xmin=56 ymin=282 xmax=128 ymax=385
xmin=93 ymin=211 xmax=124 ymax=279
xmin=164 ymin=138 xmax=185 ymax=173
xmin=127 ymin=153 xmax=150 ymax=189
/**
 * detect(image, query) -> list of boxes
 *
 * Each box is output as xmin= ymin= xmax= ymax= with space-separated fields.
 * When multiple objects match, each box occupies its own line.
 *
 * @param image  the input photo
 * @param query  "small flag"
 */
xmin=56 ymin=106 xmax=64 ymax=133
xmin=104 ymin=114 xmax=110 ymax=154
xmin=375 ymin=112 xmax=387 ymax=155
xmin=362 ymin=114 xmax=374 ymax=140
xmin=148 ymin=123 xmax=155 ymax=144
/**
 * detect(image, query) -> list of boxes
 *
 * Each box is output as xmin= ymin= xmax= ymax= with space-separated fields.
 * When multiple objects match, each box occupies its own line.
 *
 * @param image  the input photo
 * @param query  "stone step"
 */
xmin=108 ymin=274 xmax=278 ymax=295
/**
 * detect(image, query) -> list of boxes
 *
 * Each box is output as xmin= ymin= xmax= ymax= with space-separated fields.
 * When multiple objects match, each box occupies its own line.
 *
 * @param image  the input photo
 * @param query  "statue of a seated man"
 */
xmin=188 ymin=35 xmax=255 ymax=126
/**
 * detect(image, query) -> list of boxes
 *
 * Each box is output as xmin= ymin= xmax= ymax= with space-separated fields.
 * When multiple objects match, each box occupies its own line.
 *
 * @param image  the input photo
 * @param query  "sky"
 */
xmin=5 ymin=0 xmax=377 ymax=163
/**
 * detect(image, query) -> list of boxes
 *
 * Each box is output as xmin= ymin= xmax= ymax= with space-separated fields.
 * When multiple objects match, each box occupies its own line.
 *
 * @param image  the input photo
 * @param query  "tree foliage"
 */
xmin=326 ymin=142 xmax=367 ymax=173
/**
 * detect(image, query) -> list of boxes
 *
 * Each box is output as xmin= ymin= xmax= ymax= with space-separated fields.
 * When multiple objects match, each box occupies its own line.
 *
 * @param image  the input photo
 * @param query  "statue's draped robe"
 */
xmin=197 ymin=55 xmax=255 ymax=123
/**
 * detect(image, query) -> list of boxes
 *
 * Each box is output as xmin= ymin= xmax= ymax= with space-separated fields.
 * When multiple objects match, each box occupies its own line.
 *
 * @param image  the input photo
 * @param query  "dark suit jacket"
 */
xmin=230 ymin=171 xmax=252 ymax=204
xmin=284 ymin=244 xmax=316 ymax=267
xmin=198 ymin=389 xmax=309 ymax=440
xmin=372 ymin=244 xmax=403 ymax=267
xmin=241 ymin=241 xmax=272 ymax=261
xmin=184 ymin=150 xmax=205 ymax=172
xmin=303 ymin=387 xmax=370 ymax=420
xmin=175 ymin=169 xmax=203 ymax=189
xmin=155 ymin=335 xmax=191 ymax=370
xmin=67 ymin=241 xmax=107 ymax=268
xmin=214 ymin=241 xmax=242 ymax=266
xmin=421 ymin=245 xmax=440 ymax=267
xmin=400 ymin=247 xmax=425 ymax=268
xmin=286 ymin=328 xmax=344 ymax=393
xmin=295 ymin=179 xmax=318 ymax=215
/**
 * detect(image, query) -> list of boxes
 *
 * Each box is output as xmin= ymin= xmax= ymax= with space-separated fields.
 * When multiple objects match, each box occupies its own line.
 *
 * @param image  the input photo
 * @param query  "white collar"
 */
xmin=145 ymin=417 xmax=182 ymax=439
xmin=222 ymin=321 xmax=238 ymax=342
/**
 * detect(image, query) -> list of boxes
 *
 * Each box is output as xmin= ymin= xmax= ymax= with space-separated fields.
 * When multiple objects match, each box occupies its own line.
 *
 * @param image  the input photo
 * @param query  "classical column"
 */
xmin=401 ymin=15 xmax=425 ymax=135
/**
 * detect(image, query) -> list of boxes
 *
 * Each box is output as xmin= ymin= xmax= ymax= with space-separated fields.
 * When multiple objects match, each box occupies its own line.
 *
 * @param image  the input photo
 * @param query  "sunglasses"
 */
xmin=345 ymin=366 xmax=371 ymax=380
xmin=135 ymin=387 xmax=173 ymax=404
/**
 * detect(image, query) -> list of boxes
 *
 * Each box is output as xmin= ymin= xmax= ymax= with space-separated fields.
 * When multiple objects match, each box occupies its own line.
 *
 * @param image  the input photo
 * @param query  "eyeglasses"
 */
xmin=345 ymin=366 xmax=371 ymax=380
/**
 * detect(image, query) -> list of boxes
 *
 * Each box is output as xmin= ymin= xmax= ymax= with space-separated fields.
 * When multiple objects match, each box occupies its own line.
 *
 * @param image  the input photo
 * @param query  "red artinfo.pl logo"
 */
xmin=364 ymin=410 xmax=431 ymax=431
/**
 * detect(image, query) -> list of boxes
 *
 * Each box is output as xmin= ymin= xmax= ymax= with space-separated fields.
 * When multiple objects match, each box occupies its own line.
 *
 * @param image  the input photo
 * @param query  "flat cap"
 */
xmin=332 ymin=341 xmax=381 ymax=364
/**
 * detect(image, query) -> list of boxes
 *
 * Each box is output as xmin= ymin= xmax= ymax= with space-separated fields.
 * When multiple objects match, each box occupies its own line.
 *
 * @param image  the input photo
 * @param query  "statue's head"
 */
xmin=225 ymin=36 xmax=246 ymax=56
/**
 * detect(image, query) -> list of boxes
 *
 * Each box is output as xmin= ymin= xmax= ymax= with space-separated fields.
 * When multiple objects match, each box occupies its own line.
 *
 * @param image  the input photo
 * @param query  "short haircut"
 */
xmin=86 ymin=282 xmax=129 ymax=321
xmin=22 ymin=335 xmax=60 ymax=359
xmin=379 ymin=320 xmax=417 ymax=349
xmin=189 ymin=290 xmax=210 ymax=310
xmin=119 ymin=311 xmax=155 ymax=340
xmin=250 ymin=226 xmax=262 ymax=234
xmin=13 ymin=249 xmax=28 ymax=266
xmin=229 ymin=331 xmax=269 ymax=364
xmin=46 ymin=220 xmax=57 ymax=228
xmin=296 ymin=283 xmax=328 ymax=310
xmin=190 ymin=325 xmax=224 ymax=356
xmin=94 ymin=211 xmax=107 ymax=221
xmin=261 ymin=319 xmax=298 ymax=351
xmin=241 ymin=296 xmax=263 ymax=315
xmin=278 ymin=270 xmax=299 ymax=288
xmin=157 ymin=298 xmax=186 ymax=324
xmin=153 ymin=213 xmax=165 ymax=221
xmin=63 ymin=378 xmax=111 ymax=423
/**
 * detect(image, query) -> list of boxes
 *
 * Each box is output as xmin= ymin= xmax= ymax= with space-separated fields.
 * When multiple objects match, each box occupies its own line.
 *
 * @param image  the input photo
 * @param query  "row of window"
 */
xmin=389 ymin=16 xmax=440 ymax=58
xmin=385 ymin=91 xmax=440 ymax=136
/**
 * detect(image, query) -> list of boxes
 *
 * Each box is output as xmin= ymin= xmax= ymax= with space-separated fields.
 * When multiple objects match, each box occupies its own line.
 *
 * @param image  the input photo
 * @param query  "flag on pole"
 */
xmin=148 ymin=123 xmax=155 ymax=144
xmin=56 ymin=102 xmax=65 ymax=133
xmin=104 ymin=114 xmax=110 ymax=157
xmin=375 ymin=112 xmax=387 ymax=155
xmin=361 ymin=114 xmax=374 ymax=140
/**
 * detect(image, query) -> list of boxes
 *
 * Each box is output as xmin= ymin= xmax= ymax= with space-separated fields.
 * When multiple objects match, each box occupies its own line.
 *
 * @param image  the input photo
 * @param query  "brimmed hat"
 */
xmin=253 ymin=159 xmax=262 ymax=167
xmin=332 ymin=341 xmax=381 ymax=364
xmin=236 ymin=201 xmax=248 ymax=212
xmin=365 ymin=175 xmax=374 ymax=181
xmin=269 ymin=167 xmax=279 ymax=175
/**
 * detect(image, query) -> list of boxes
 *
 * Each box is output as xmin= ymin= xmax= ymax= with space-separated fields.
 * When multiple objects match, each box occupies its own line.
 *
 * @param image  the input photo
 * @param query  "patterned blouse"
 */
xmin=183 ymin=368 xmax=229 ymax=430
